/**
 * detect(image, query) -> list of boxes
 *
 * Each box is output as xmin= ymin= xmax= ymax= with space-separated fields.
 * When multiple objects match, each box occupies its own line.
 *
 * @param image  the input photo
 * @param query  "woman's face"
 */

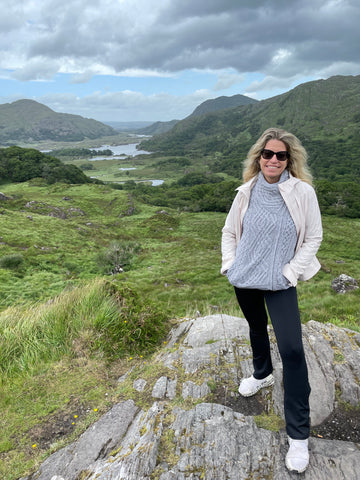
xmin=259 ymin=139 xmax=288 ymax=184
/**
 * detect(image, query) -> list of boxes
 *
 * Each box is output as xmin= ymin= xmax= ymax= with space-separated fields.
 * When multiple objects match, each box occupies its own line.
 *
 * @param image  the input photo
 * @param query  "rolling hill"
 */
xmin=0 ymin=99 xmax=117 ymax=145
xmin=139 ymin=75 xmax=360 ymax=182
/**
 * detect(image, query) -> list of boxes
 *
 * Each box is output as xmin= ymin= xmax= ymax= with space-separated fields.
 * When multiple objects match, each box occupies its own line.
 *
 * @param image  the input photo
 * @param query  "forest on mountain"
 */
xmin=0 ymin=146 xmax=95 ymax=184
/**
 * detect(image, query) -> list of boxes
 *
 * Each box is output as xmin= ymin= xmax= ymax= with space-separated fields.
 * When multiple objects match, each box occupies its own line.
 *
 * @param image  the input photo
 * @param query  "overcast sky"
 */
xmin=0 ymin=0 xmax=359 ymax=123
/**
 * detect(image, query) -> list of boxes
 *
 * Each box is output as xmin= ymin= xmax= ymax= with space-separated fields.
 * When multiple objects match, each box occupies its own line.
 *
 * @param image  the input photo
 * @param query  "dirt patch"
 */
xmin=213 ymin=385 xmax=360 ymax=443
xmin=24 ymin=401 xmax=91 ymax=451
xmin=213 ymin=384 xmax=267 ymax=416
xmin=311 ymin=405 xmax=360 ymax=442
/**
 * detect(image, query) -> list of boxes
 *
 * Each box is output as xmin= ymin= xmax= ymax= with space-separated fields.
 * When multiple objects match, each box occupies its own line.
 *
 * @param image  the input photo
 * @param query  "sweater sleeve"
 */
xmin=221 ymin=193 xmax=240 ymax=275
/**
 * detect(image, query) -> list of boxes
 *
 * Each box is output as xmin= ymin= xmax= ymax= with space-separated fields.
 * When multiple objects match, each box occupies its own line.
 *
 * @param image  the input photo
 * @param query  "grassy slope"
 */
xmin=0 ymin=181 xmax=359 ymax=321
xmin=0 ymin=181 xmax=359 ymax=479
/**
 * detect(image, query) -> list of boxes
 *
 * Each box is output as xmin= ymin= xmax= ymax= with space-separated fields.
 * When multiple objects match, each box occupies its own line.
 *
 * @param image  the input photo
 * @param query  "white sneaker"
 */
xmin=238 ymin=373 xmax=274 ymax=397
xmin=285 ymin=437 xmax=309 ymax=473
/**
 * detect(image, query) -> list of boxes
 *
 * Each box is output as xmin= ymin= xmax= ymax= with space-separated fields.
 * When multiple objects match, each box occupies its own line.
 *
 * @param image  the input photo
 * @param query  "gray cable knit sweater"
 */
xmin=227 ymin=170 xmax=297 ymax=291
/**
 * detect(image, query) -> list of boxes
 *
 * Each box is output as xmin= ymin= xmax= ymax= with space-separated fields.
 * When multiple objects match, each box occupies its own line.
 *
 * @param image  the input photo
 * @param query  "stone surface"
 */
xmin=331 ymin=274 xmax=359 ymax=294
xmin=21 ymin=315 xmax=360 ymax=480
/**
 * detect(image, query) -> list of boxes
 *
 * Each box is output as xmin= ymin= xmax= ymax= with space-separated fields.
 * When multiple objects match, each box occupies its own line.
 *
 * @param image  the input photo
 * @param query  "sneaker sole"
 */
xmin=285 ymin=458 xmax=308 ymax=474
xmin=238 ymin=375 xmax=275 ymax=397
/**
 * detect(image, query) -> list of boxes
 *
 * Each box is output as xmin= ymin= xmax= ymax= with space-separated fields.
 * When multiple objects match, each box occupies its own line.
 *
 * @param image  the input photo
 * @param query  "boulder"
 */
xmin=21 ymin=315 xmax=360 ymax=480
xmin=0 ymin=192 xmax=10 ymax=201
xmin=331 ymin=274 xmax=359 ymax=294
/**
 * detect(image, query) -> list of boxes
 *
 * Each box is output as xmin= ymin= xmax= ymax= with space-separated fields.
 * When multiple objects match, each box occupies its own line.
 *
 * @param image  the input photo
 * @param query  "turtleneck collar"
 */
xmin=258 ymin=169 xmax=290 ymax=188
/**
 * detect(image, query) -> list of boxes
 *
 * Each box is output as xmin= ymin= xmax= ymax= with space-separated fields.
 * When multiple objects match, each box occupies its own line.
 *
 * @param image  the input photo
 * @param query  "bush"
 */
xmin=93 ymin=281 xmax=170 ymax=358
xmin=95 ymin=241 xmax=141 ymax=274
xmin=0 ymin=254 xmax=24 ymax=270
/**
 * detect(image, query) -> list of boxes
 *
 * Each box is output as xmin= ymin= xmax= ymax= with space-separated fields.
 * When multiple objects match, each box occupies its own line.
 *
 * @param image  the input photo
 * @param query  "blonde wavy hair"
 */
xmin=242 ymin=128 xmax=313 ymax=185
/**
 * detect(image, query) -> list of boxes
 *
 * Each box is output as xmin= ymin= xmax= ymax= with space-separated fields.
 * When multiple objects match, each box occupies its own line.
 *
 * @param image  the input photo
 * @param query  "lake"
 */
xmin=90 ymin=143 xmax=152 ymax=160
xmin=91 ymin=143 xmax=163 ymax=186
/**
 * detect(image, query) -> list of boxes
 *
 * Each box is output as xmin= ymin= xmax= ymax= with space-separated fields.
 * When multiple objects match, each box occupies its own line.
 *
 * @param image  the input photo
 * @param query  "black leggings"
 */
xmin=234 ymin=286 xmax=310 ymax=439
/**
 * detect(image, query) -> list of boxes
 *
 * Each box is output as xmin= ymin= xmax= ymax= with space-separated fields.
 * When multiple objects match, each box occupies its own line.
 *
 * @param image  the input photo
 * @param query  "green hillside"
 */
xmin=140 ymin=75 xmax=360 ymax=182
xmin=0 ymin=99 xmax=117 ymax=145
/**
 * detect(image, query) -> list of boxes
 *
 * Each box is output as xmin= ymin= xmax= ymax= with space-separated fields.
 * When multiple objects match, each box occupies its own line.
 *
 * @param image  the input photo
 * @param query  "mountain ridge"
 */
xmin=135 ymin=93 xmax=258 ymax=135
xmin=189 ymin=93 xmax=258 ymax=117
xmin=0 ymin=99 xmax=117 ymax=145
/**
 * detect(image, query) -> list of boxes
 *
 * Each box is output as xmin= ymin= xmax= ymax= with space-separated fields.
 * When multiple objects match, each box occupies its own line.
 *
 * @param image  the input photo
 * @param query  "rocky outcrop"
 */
xmin=24 ymin=201 xmax=85 ymax=219
xmin=21 ymin=315 xmax=360 ymax=480
xmin=331 ymin=274 xmax=359 ymax=294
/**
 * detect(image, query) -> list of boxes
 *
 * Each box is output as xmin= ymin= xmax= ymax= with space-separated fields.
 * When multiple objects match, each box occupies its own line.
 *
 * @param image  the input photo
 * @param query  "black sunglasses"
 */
xmin=261 ymin=149 xmax=290 ymax=161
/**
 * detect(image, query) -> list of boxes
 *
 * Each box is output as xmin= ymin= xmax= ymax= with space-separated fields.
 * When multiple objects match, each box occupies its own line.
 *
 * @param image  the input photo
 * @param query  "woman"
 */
xmin=221 ymin=128 xmax=322 ymax=473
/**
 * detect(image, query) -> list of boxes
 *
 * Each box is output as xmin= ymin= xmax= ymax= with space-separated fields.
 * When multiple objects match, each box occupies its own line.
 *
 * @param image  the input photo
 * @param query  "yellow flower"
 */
xmin=74 ymin=415 xmax=78 ymax=419
xmin=32 ymin=444 xmax=37 ymax=449
xmin=94 ymin=408 xmax=98 ymax=412
xmin=72 ymin=422 xmax=75 ymax=425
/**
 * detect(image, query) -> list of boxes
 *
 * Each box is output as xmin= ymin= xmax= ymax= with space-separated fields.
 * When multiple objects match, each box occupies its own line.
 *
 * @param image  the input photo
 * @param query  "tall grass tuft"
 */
xmin=0 ymin=278 xmax=170 ymax=379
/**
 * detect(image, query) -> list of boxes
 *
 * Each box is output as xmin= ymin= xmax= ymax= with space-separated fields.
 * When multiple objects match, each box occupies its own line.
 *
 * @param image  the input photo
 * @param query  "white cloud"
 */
xmin=213 ymin=72 xmax=244 ymax=91
xmin=11 ymin=57 xmax=60 ymax=81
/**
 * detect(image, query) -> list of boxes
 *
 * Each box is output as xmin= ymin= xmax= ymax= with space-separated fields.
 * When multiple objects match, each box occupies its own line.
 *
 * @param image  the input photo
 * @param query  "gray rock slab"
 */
xmin=21 ymin=400 xmax=139 ymax=480
xmin=21 ymin=316 xmax=360 ymax=480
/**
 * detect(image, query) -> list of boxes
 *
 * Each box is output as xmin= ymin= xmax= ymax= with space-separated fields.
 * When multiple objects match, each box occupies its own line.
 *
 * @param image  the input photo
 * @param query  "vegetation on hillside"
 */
xmin=0 ymin=146 xmax=96 ymax=184
xmin=0 ymin=179 xmax=359 ymax=480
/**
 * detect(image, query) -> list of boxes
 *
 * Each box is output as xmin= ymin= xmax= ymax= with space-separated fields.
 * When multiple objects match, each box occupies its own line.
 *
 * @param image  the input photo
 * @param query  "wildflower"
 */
xmin=32 ymin=444 xmax=37 ymax=449
xmin=94 ymin=408 xmax=98 ymax=412
xmin=74 ymin=415 xmax=78 ymax=419
xmin=72 ymin=422 xmax=75 ymax=425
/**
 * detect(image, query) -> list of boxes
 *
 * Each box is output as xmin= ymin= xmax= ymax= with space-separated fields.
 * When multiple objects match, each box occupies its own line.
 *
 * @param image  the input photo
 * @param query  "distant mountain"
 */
xmin=0 ymin=99 xmax=117 ymax=145
xmin=136 ymin=94 xmax=258 ymax=136
xmin=103 ymin=120 xmax=155 ymax=132
xmin=136 ymin=120 xmax=179 ymax=135
xmin=189 ymin=93 xmax=258 ymax=117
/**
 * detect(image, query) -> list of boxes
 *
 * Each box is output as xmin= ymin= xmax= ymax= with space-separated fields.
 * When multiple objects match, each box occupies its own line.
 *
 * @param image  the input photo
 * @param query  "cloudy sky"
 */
xmin=0 ymin=0 xmax=359 ymax=123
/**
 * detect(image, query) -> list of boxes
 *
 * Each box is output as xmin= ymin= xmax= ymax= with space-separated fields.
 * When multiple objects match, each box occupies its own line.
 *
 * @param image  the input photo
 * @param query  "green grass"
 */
xmin=0 ymin=179 xmax=359 ymax=479
xmin=0 ymin=181 xmax=359 ymax=322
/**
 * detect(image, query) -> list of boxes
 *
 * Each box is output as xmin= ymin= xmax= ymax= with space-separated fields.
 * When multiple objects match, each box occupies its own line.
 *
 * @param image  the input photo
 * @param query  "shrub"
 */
xmin=95 ymin=241 xmax=141 ymax=274
xmin=93 ymin=280 xmax=170 ymax=358
xmin=0 ymin=254 xmax=24 ymax=270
